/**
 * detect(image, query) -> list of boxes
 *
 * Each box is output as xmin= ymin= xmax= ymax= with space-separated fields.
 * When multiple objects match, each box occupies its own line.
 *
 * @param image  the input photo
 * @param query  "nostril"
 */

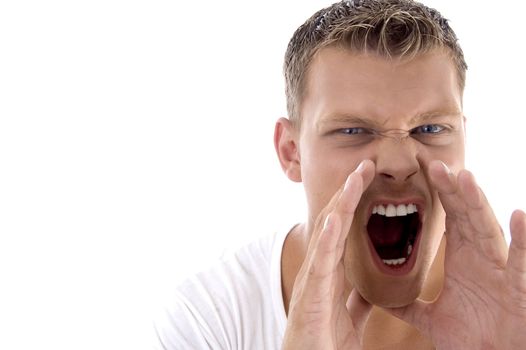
xmin=380 ymin=170 xmax=418 ymax=182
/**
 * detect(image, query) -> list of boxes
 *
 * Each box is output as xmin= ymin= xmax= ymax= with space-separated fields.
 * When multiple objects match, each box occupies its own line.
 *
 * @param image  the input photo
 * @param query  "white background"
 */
xmin=1 ymin=0 xmax=525 ymax=349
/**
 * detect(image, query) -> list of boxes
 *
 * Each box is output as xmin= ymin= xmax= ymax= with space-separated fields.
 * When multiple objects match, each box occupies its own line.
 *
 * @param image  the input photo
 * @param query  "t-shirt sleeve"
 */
xmin=152 ymin=230 xmax=288 ymax=350
xmin=153 ymin=289 xmax=226 ymax=350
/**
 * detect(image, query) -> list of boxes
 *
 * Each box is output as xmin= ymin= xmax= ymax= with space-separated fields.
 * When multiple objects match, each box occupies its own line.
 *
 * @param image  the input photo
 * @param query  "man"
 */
xmin=154 ymin=0 xmax=526 ymax=348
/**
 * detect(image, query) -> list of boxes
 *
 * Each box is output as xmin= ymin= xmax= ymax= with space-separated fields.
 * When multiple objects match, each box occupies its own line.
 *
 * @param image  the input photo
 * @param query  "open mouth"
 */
xmin=366 ymin=203 xmax=422 ymax=272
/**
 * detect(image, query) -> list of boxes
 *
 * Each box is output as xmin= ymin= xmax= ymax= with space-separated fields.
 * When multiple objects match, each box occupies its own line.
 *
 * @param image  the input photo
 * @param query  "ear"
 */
xmin=274 ymin=117 xmax=302 ymax=182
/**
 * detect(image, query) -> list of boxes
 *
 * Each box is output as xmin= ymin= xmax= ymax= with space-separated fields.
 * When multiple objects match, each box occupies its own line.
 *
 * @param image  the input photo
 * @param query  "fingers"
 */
xmin=383 ymin=299 xmax=431 ymax=336
xmin=334 ymin=160 xmax=375 ymax=244
xmin=284 ymin=213 xmax=346 ymax=348
xmin=429 ymin=160 xmax=507 ymax=263
xmin=428 ymin=160 xmax=457 ymax=195
xmin=304 ymin=213 xmax=342 ymax=289
xmin=456 ymin=170 xmax=503 ymax=241
xmin=306 ymin=160 xmax=375 ymax=258
xmin=302 ymin=160 xmax=375 ymax=294
xmin=507 ymin=210 xmax=526 ymax=287
xmin=286 ymin=161 xmax=373 ymax=344
xmin=346 ymin=289 xmax=372 ymax=338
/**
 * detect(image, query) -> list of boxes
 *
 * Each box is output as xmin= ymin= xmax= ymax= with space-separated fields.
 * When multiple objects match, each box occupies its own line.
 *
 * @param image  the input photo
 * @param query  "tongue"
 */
xmin=367 ymin=215 xmax=405 ymax=246
xmin=367 ymin=215 xmax=408 ymax=260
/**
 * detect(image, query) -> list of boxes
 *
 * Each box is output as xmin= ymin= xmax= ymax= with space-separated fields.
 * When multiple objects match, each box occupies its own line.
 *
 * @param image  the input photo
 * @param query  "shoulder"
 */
xmin=153 ymin=228 xmax=292 ymax=349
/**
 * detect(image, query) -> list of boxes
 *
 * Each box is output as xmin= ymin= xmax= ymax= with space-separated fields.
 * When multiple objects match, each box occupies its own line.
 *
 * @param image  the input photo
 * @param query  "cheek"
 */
xmin=416 ymin=142 xmax=465 ymax=171
xmin=439 ymin=141 xmax=465 ymax=168
xmin=301 ymin=147 xmax=365 ymax=216
xmin=301 ymin=161 xmax=343 ymax=217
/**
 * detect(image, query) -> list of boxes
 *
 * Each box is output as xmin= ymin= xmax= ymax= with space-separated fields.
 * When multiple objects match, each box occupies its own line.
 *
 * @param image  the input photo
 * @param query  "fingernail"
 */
xmin=441 ymin=161 xmax=453 ymax=175
xmin=323 ymin=213 xmax=333 ymax=231
xmin=355 ymin=160 xmax=365 ymax=173
xmin=344 ymin=161 xmax=366 ymax=191
xmin=344 ymin=173 xmax=353 ymax=191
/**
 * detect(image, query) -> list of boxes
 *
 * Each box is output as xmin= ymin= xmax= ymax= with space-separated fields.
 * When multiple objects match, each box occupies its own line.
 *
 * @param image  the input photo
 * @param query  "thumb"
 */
xmin=383 ymin=299 xmax=432 ymax=335
xmin=346 ymin=289 xmax=373 ymax=338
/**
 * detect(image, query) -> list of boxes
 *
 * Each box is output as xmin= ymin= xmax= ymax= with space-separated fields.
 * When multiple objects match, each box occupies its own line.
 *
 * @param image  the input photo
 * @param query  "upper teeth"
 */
xmin=372 ymin=203 xmax=418 ymax=217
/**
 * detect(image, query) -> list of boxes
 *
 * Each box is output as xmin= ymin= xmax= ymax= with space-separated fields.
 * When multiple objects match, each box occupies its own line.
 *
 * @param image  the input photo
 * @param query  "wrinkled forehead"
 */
xmin=300 ymin=47 xmax=463 ymax=129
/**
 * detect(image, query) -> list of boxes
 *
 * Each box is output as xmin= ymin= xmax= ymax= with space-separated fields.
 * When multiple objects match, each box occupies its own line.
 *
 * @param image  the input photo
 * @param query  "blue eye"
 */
xmin=335 ymin=127 xmax=376 ymax=146
xmin=413 ymin=124 xmax=445 ymax=134
xmin=339 ymin=127 xmax=370 ymax=135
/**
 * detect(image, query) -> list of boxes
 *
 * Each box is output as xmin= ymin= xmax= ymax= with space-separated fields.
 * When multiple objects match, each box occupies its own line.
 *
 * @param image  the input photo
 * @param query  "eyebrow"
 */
xmin=318 ymin=115 xmax=373 ymax=126
xmin=318 ymin=109 xmax=463 ymax=129
xmin=409 ymin=109 xmax=463 ymax=124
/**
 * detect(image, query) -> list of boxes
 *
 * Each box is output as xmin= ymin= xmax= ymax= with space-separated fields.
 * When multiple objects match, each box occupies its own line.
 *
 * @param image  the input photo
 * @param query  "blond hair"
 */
xmin=284 ymin=0 xmax=467 ymax=127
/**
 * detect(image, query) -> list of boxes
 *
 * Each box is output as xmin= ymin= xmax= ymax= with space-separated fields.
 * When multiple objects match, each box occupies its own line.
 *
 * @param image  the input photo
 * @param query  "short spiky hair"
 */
xmin=284 ymin=0 xmax=467 ymax=127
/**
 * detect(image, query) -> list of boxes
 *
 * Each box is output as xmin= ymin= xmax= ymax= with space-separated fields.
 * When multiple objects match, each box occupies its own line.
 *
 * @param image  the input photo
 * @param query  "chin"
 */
xmin=344 ymin=252 xmax=428 ymax=307
xmin=354 ymin=271 xmax=425 ymax=308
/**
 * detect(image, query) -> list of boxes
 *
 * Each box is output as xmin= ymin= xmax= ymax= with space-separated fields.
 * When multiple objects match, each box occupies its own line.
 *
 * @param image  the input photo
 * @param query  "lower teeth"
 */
xmin=383 ymin=257 xmax=406 ymax=265
xmin=382 ymin=244 xmax=413 ymax=266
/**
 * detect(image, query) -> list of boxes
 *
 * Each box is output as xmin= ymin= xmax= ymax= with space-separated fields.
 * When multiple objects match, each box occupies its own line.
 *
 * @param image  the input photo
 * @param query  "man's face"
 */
xmin=297 ymin=47 xmax=465 ymax=307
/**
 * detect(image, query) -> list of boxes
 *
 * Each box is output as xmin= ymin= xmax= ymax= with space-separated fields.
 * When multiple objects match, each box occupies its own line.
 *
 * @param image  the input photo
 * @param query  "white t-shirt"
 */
xmin=153 ymin=228 xmax=290 ymax=349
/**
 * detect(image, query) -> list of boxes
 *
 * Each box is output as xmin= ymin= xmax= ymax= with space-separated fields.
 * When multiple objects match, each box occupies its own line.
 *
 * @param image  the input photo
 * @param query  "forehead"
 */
xmin=301 ymin=47 xmax=462 ymax=128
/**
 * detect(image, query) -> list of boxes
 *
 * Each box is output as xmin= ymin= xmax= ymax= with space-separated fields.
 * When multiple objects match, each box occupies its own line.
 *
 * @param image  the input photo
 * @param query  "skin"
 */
xmin=275 ymin=47 xmax=526 ymax=349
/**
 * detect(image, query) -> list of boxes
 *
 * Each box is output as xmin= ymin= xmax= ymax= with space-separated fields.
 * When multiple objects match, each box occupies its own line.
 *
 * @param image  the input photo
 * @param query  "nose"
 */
xmin=375 ymin=138 xmax=420 ymax=184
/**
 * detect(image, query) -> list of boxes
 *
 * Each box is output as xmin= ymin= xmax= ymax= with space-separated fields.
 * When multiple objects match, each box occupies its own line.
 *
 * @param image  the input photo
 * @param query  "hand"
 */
xmin=282 ymin=160 xmax=375 ymax=350
xmin=385 ymin=160 xmax=526 ymax=349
